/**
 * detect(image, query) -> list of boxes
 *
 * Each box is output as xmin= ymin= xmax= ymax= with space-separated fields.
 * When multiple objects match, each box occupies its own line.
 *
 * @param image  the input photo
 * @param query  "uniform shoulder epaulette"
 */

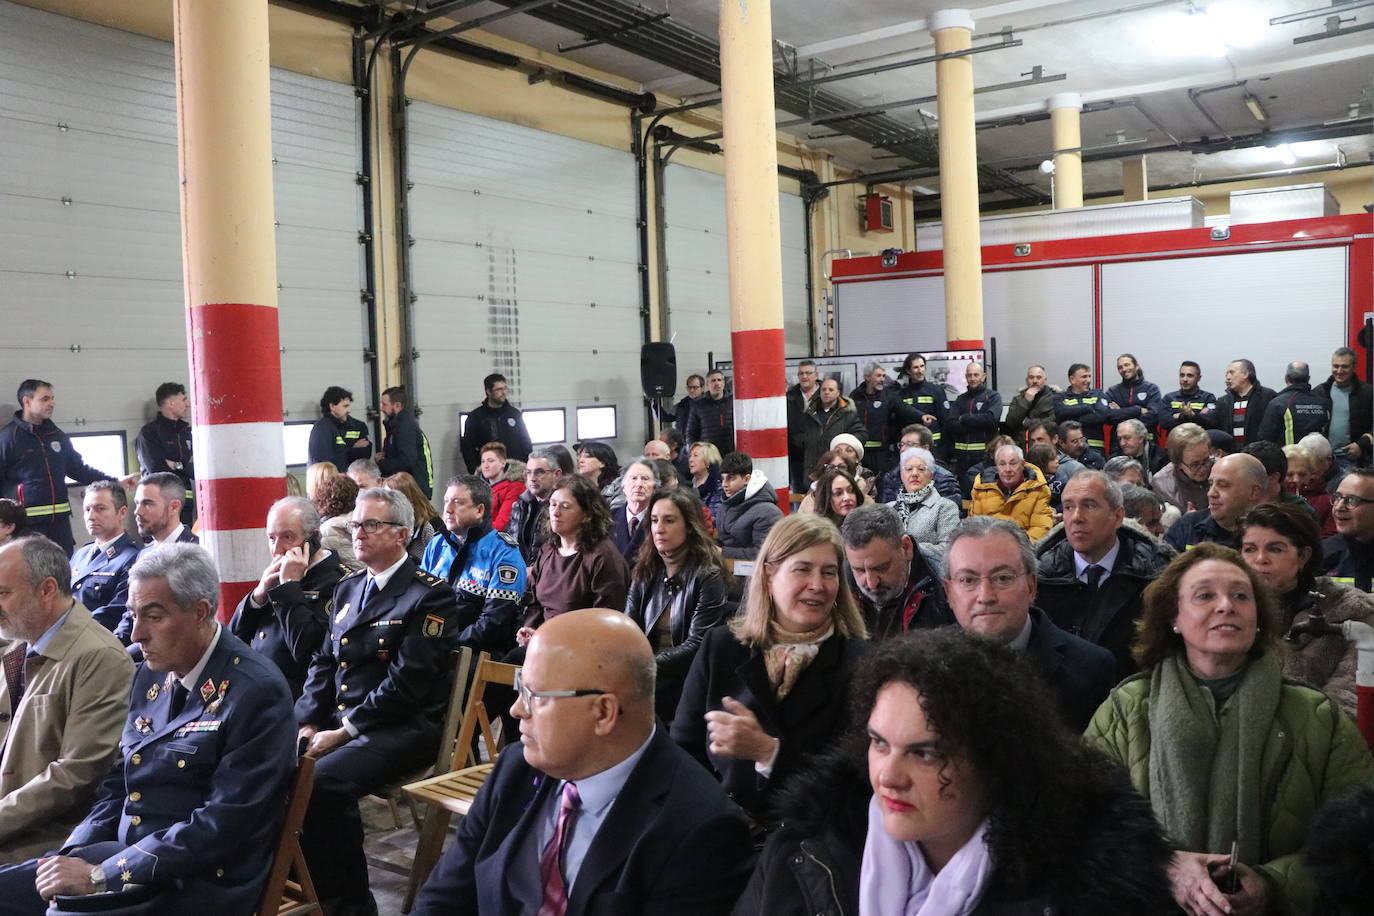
xmin=495 ymin=531 xmax=519 ymax=548
xmin=340 ymin=567 xmax=366 ymax=581
xmin=415 ymin=568 xmax=445 ymax=588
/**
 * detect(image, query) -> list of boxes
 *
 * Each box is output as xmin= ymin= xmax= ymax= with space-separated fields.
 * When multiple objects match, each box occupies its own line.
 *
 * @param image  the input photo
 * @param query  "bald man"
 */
xmin=412 ymin=609 xmax=753 ymax=916
xmin=1164 ymin=452 xmax=1268 ymax=552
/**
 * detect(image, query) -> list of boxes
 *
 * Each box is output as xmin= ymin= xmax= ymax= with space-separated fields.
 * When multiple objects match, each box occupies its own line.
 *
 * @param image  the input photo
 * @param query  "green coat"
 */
xmin=1084 ymin=665 xmax=1374 ymax=913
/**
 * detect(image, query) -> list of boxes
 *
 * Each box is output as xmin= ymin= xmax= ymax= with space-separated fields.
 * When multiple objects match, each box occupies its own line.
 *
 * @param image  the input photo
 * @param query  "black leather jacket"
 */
xmin=625 ymin=562 xmax=730 ymax=722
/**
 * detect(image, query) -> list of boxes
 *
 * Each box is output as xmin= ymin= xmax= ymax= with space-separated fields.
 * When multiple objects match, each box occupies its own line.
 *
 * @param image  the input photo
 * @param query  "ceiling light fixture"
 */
xmin=1243 ymin=93 xmax=1269 ymax=122
xmin=1270 ymin=143 xmax=1297 ymax=165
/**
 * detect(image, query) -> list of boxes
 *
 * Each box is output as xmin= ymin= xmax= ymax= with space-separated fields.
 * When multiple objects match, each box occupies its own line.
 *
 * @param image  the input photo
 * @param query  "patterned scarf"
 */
xmin=763 ymin=621 xmax=833 ymax=700
xmin=894 ymin=484 xmax=935 ymax=527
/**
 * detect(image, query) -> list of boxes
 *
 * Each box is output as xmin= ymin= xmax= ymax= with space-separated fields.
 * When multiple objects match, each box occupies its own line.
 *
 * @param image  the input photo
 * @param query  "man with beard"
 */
xmin=839 ymin=503 xmax=950 ymax=639
xmin=1159 ymin=361 xmax=1217 ymax=434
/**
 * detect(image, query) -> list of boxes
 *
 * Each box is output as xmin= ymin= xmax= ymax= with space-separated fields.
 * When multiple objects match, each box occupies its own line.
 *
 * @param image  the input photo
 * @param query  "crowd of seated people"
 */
xmin=3 ymin=346 xmax=1374 ymax=915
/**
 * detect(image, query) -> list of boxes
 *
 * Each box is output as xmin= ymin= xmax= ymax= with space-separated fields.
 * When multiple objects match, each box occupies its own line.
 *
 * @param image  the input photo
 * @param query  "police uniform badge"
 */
xmin=497 ymin=565 xmax=519 ymax=585
xmin=147 ymin=682 xmax=160 ymax=701
xmin=423 ymin=613 xmax=444 ymax=638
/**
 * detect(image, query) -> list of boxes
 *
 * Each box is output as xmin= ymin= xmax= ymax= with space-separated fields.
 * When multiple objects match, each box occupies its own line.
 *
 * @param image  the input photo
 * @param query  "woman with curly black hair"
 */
xmin=733 ymin=628 xmax=1173 ymax=915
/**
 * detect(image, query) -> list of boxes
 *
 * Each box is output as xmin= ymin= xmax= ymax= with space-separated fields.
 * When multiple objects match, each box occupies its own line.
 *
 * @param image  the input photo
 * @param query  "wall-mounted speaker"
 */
xmin=641 ymin=342 xmax=677 ymax=399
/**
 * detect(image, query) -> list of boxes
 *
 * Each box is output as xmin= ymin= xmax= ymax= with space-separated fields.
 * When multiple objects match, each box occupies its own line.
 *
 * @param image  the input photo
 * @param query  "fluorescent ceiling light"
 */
xmin=1202 ymin=3 xmax=1268 ymax=47
xmin=1151 ymin=4 xmax=1267 ymax=57
xmin=1243 ymin=93 xmax=1268 ymax=122
xmin=1269 ymin=143 xmax=1297 ymax=165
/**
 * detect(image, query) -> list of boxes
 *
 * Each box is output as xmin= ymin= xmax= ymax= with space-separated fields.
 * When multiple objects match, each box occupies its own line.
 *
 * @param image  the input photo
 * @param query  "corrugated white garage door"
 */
xmin=0 ymin=0 xmax=367 ymax=538
xmin=406 ymin=103 xmax=642 ymax=477
xmin=662 ymin=162 xmax=810 ymax=379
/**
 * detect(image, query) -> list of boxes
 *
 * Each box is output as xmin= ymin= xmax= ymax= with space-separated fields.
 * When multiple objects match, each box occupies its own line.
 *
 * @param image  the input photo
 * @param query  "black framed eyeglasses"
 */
xmin=514 ymin=669 xmax=607 ymax=706
xmin=345 ymin=519 xmax=406 ymax=534
xmin=1333 ymin=493 xmax=1374 ymax=508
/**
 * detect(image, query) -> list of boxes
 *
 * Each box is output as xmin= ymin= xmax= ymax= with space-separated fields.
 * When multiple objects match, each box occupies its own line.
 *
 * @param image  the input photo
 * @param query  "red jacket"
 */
xmin=490 ymin=478 xmax=525 ymax=532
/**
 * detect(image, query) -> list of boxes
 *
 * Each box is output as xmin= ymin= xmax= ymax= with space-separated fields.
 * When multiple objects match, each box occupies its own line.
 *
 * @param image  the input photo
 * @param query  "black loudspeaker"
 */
xmin=641 ymin=342 xmax=678 ymax=399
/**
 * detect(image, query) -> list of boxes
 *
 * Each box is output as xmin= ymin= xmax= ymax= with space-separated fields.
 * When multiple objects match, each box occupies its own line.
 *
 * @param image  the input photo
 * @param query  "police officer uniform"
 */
xmin=0 ymin=626 xmax=297 ymax=916
xmin=70 ymin=533 xmax=141 ymax=632
xmin=228 ymin=551 xmax=348 ymax=700
xmin=423 ymin=521 xmax=528 ymax=657
xmin=135 ymin=415 xmax=195 ymax=525
xmin=295 ymin=556 xmax=459 ymax=907
xmin=0 ymin=412 xmax=114 ymax=554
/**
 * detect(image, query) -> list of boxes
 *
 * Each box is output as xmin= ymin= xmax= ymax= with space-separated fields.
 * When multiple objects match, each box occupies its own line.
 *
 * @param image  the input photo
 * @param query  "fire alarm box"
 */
xmin=862 ymin=194 xmax=894 ymax=233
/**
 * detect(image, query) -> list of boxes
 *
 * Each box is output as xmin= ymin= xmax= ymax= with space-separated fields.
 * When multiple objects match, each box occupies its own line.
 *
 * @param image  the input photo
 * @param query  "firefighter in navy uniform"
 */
xmin=230 ymin=496 xmax=348 ymax=700
xmin=421 ymin=475 xmax=528 ymax=657
xmin=849 ymin=363 xmax=912 ymax=477
xmin=895 ymin=353 xmax=949 ymax=457
xmin=0 ymin=379 xmax=122 ymax=555
xmin=70 ymin=480 xmax=141 ymax=632
xmin=945 ymin=361 xmax=1003 ymax=480
xmin=307 ymin=385 xmax=372 ymax=473
xmin=1159 ymin=361 xmax=1218 ymax=435
xmin=295 ymin=487 xmax=459 ymax=914
xmin=1054 ymin=363 xmax=1112 ymax=456
xmin=134 ymin=382 xmax=195 ymax=526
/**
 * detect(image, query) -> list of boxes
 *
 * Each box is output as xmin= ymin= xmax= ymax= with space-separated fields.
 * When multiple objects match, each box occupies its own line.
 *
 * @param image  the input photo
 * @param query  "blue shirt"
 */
xmin=30 ymin=604 xmax=73 ymax=655
xmin=1330 ymin=384 xmax=1352 ymax=449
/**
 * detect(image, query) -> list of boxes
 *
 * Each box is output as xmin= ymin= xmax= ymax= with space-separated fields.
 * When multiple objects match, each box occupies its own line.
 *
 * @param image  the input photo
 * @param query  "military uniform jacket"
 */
xmin=71 ymin=533 xmax=141 ymax=632
xmin=229 ymin=552 xmax=349 ymax=699
xmin=64 ymin=628 xmax=296 ymax=915
xmin=295 ymin=558 xmax=459 ymax=738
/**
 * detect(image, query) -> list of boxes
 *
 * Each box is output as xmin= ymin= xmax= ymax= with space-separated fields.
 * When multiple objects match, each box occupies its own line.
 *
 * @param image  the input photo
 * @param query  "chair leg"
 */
xmin=387 ymin=794 xmax=404 ymax=830
xmin=405 ymin=793 xmax=424 ymax=830
xmin=402 ymin=806 xmax=453 ymax=913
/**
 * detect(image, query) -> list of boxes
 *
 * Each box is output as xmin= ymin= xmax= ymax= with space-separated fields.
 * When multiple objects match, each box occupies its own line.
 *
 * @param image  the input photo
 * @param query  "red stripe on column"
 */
xmin=187 ymin=303 xmax=283 ymax=425
xmin=218 ymin=581 xmax=254 ymax=624
xmin=197 ymin=477 xmax=288 ymax=531
xmin=947 ymin=338 xmax=984 ymax=350
xmin=735 ymin=428 xmax=789 ymax=458
xmin=775 ymin=486 xmax=791 ymax=514
xmin=729 ymin=328 xmax=787 ymax=400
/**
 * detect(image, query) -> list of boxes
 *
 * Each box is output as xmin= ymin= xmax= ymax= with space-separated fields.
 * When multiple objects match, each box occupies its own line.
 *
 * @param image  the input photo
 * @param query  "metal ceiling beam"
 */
xmin=1271 ymin=0 xmax=1374 ymax=24
xmin=794 ymin=0 xmax=1079 ymax=57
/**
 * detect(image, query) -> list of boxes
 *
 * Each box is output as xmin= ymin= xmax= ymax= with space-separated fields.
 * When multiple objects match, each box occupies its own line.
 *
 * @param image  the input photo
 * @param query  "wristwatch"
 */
xmin=89 ymin=865 xmax=106 ymax=894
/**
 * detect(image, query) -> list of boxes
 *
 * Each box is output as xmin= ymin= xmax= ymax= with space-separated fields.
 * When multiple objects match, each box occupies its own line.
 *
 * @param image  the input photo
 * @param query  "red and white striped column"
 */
xmin=174 ymin=0 xmax=285 ymax=619
xmin=720 ymin=0 xmax=790 ymax=510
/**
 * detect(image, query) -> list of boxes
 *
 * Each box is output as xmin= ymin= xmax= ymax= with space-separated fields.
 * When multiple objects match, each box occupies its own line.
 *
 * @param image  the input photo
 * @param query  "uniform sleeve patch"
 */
xmin=423 ymin=614 xmax=445 ymax=637
xmin=497 ymin=565 xmax=519 ymax=584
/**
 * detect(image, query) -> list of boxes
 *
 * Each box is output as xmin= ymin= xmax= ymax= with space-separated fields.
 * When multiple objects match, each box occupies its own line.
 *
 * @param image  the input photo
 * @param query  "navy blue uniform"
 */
xmin=1054 ymin=387 xmax=1111 ymax=453
xmin=849 ymin=384 xmax=914 ymax=476
xmin=229 ymin=552 xmax=348 ymax=700
xmin=945 ymin=385 xmax=1003 ymax=478
xmin=1164 ymin=509 xmax=1241 ymax=553
xmin=0 ymin=628 xmax=296 ymax=916
xmin=135 ymin=415 xmax=195 ymax=525
xmin=1159 ymin=387 xmax=1218 ymax=433
xmin=379 ymin=408 xmax=434 ymax=498
xmin=895 ymin=379 xmax=949 ymax=453
xmin=1105 ymin=375 xmax=1165 ymax=437
xmin=307 ymin=414 xmax=372 ymax=473
xmin=70 ymin=533 xmax=141 ymax=632
xmin=1257 ymin=383 xmax=1331 ymax=446
xmin=295 ymin=558 xmax=460 ymax=905
xmin=0 ymin=412 xmax=113 ymax=554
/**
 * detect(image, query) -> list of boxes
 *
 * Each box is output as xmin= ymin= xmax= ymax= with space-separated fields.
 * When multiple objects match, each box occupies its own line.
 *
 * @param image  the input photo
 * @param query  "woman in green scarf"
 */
xmin=1085 ymin=542 xmax=1374 ymax=916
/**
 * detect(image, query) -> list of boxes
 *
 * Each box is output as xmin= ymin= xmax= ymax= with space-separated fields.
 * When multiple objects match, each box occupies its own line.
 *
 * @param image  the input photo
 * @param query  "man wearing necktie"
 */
xmin=1033 ymin=470 xmax=1173 ymax=680
xmin=0 ymin=542 xmax=296 ymax=915
xmin=412 ymin=608 xmax=754 ymax=916
xmin=296 ymin=487 xmax=460 ymax=915
xmin=0 ymin=536 xmax=133 ymax=861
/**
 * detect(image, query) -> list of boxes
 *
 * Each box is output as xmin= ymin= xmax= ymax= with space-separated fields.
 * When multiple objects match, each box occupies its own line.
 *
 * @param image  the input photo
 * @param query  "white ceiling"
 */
xmin=414 ymin=0 xmax=1374 ymax=204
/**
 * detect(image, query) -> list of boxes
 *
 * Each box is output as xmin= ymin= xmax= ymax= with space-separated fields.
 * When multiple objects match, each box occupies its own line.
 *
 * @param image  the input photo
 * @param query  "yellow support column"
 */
xmin=1122 ymin=156 xmax=1149 ymax=201
xmin=719 ymin=0 xmax=791 ymax=506
xmin=1049 ymin=92 xmax=1084 ymax=209
xmin=931 ymin=9 xmax=984 ymax=350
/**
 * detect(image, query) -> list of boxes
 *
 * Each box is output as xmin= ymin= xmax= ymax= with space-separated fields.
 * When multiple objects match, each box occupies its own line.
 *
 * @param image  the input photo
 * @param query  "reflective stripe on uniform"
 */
xmin=1284 ymin=409 xmax=1294 ymax=445
xmin=953 ymin=442 xmax=984 ymax=451
xmin=864 ymin=441 xmax=882 ymax=448
xmin=23 ymin=503 xmax=71 ymax=517
xmin=1088 ymin=440 xmax=1105 ymax=449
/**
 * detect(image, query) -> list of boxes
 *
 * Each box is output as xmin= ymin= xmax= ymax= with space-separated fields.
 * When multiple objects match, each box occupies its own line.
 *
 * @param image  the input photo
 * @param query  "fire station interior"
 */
xmin=1 ymin=0 xmax=1373 ymax=910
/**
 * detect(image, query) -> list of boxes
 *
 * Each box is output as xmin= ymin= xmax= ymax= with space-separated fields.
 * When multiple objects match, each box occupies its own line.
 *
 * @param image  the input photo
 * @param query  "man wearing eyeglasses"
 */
xmin=943 ymin=516 xmax=1115 ymax=731
xmin=295 ymin=486 xmax=459 ymax=916
xmin=1323 ymin=469 xmax=1374 ymax=592
xmin=1164 ymin=453 xmax=1267 ymax=553
xmin=507 ymin=446 xmax=570 ymax=563
xmin=412 ymin=608 xmax=753 ymax=916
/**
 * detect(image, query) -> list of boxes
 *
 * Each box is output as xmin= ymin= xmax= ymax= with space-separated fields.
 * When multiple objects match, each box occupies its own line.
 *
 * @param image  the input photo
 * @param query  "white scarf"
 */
xmin=858 ymin=797 xmax=993 ymax=916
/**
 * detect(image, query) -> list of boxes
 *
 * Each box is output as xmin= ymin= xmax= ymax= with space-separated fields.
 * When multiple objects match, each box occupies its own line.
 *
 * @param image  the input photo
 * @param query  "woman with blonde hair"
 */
xmin=672 ymin=513 xmax=869 ymax=820
xmin=305 ymin=461 xmax=340 ymax=500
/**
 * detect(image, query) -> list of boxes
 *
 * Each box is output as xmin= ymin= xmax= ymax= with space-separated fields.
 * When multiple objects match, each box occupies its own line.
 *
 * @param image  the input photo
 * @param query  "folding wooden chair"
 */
xmin=255 ymin=755 xmax=321 ymax=916
xmin=400 ymin=652 xmax=520 ymax=912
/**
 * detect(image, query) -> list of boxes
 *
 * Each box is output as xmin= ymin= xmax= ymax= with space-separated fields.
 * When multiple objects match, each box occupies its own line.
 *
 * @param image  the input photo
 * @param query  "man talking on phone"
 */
xmin=229 ymin=496 xmax=348 ymax=699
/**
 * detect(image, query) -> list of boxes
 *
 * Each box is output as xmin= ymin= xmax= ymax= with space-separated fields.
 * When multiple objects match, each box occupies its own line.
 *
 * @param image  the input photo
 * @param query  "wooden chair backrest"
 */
xmin=254 ymin=755 xmax=318 ymax=915
xmin=432 ymin=647 xmax=475 ymax=775
xmin=451 ymin=652 xmax=521 ymax=771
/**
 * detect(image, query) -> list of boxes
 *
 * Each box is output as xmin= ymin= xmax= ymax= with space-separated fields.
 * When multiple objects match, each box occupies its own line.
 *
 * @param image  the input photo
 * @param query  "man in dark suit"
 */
xmin=295 ymin=487 xmax=460 ymax=915
xmin=413 ymin=608 xmax=754 ymax=916
xmin=0 ymin=543 xmax=297 ymax=915
xmin=943 ymin=516 xmax=1116 ymax=731
xmin=610 ymin=459 xmax=655 ymax=565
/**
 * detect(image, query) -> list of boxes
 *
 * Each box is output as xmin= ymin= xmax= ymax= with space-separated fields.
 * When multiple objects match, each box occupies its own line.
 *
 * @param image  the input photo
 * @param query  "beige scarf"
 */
xmin=763 ymin=622 xmax=833 ymax=700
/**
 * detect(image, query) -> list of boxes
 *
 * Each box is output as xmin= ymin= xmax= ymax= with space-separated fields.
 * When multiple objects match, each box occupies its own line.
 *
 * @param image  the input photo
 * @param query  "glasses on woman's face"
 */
xmin=345 ymin=519 xmax=405 ymax=535
xmin=949 ymin=571 xmax=1027 ymax=592
xmin=1181 ymin=457 xmax=1214 ymax=473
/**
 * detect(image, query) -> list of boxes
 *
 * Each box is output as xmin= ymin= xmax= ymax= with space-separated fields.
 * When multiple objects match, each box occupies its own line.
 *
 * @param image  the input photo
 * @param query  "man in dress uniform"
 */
xmin=69 ymin=481 xmax=140 ymax=632
xmin=229 ymin=496 xmax=348 ymax=699
xmin=295 ymin=487 xmax=460 ymax=915
xmin=133 ymin=383 xmax=195 ymax=526
xmin=0 ymin=543 xmax=296 ymax=915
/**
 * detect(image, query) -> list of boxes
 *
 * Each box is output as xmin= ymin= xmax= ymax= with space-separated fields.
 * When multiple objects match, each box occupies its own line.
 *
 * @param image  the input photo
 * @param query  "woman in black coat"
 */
xmin=672 ymin=513 xmax=869 ymax=820
xmin=624 ymin=487 xmax=731 ymax=725
xmin=732 ymin=629 xmax=1173 ymax=916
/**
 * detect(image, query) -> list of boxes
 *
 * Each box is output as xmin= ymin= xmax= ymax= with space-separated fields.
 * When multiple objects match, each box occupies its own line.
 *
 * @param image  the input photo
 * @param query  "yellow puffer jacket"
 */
xmin=969 ymin=464 xmax=1054 ymax=540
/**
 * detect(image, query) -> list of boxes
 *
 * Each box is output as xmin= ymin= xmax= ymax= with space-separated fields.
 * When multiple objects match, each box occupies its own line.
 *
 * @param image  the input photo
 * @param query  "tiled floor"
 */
xmin=361 ymin=796 xmax=450 ymax=915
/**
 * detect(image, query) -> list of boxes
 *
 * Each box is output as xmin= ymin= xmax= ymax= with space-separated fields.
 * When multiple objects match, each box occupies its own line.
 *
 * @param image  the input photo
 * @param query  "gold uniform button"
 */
xmin=337 ymin=703 xmax=346 ymax=711
xmin=216 ymin=868 xmax=224 ymax=878
xmin=258 ymin=631 xmax=266 ymax=640
xmin=131 ymin=754 xmax=142 ymax=765
xmin=339 ymin=661 xmax=349 ymax=669
xmin=177 ymin=760 xmax=186 ymax=769
xmin=340 ymin=637 xmax=349 ymax=646
xmin=378 ymin=637 xmax=385 ymax=645
xmin=130 ymin=816 xmax=141 ymax=826
xmin=129 ymin=792 xmax=142 ymax=802
xmin=233 ymin=657 xmax=241 ymax=665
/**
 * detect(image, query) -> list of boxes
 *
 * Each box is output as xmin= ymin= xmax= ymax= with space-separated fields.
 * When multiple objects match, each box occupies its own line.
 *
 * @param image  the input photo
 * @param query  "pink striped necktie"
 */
xmin=536 ymin=781 xmax=581 ymax=916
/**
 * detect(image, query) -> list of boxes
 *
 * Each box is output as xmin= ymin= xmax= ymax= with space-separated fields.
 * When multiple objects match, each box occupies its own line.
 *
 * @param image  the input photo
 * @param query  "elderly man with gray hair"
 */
xmin=848 ymin=361 xmax=912 ymax=477
xmin=296 ymin=486 xmax=460 ymax=914
xmin=0 ymin=536 xmax=133 ymax=861
xmin=0 ymin=542 xmax=297 ymax=914
xmin=230 ymin=495 xmax=349 ymax=699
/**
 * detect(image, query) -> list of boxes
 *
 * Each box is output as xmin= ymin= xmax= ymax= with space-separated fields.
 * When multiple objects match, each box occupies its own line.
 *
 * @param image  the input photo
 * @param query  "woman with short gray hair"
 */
xmin=887 ymin=447 xmax=959 ymax=558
